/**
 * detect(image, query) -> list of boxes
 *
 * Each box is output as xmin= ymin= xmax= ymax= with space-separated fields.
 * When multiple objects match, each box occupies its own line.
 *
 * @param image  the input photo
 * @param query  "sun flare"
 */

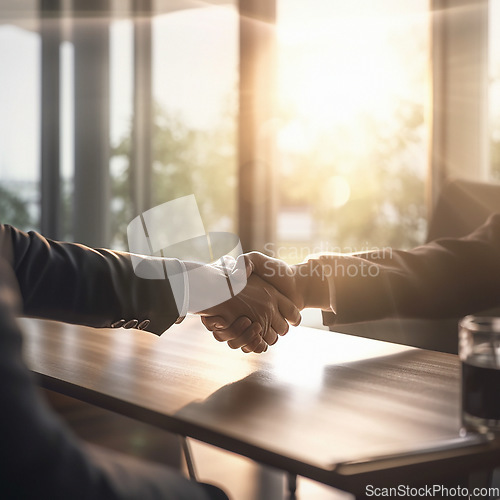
xmin=276 ymin=3 xmax=425 ymax=139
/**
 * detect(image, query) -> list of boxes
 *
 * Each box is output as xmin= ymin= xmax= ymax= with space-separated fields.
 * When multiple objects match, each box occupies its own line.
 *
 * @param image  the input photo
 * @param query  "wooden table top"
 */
xmin=20 ymin=316 xmax=500 ymax=493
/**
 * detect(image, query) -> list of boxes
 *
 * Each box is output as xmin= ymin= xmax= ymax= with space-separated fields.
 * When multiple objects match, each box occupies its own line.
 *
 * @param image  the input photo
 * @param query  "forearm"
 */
xmin=244 ymin=251 xmax=332 ymax=312
xmin=2 ymin=225 xmax=179 ymax=334
xmin=319 ymin=213 xmax=500 ymax=324
xmin=291 ymin=260 xmax=332 ymax=311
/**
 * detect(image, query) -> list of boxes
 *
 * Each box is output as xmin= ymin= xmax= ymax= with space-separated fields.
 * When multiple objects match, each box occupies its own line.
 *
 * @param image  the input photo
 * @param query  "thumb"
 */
xmin=235 ymin=254 xmax=253 ymax=279
xmin=244 ymin=255 xmax=254 ymax=278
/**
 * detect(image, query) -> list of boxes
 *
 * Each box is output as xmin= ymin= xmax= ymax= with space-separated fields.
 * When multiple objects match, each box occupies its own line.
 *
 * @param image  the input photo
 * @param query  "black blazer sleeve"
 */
xmin=0 ymin=225 xmax=180 ymax=335
xmin=0 ymin=260 xmax=212 ymax=500
xmin=322 ymin=213 xmax=500 ymax=325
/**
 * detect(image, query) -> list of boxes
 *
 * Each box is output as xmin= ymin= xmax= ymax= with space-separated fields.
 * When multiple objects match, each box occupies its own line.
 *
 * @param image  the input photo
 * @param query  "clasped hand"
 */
xmin=199 ymin=252 xmax=318 ymax=354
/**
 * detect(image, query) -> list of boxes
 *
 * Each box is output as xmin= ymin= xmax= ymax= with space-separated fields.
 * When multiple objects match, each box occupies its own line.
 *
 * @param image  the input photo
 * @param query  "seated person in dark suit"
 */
xmin=0 ymin=224 xmax=300 ymax=499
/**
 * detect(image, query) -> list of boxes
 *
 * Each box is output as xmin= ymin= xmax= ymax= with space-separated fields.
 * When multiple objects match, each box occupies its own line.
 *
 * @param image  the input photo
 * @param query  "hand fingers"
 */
xmin=254 ymin=341 xmax=268 ymax=354
xmin=247 ymin=332 xmax=269 ymax=353
xmin=244 ymin=251 xmax=267 ymax=275
xmin=242 ymin=337 xmax=268 ymax=354
xmin=204 ymin=314 xmax=273 ymax=353
xmin=246 ymin=251 xmax=294 ymax=280
xmin=201 ymin=315 xmax=229 ymax=331
xmin=236 ymin=325 xmax=268 ymax=353
xmin=277 ymin=294 xmax=302 ymax=327
xmin=211 ymin=317 xmax=252 ymax=342
xmin=227 ymin=322 xmax=263 ymax=349
xmin=245 ymin=252 xmax=302 ymax=309
xmin=262 ymin=326 xmax=279 ymax=346
xmin=271 ymin=312 xmax=289 ymax=336
xmin=237 ymin=254 xmax=254 ymax=279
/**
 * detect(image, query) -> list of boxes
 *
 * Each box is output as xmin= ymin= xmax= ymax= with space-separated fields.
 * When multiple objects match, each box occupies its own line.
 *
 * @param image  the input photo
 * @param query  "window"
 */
xmin=151 ymin=5 xmax=238 ymax=233
xmin=0 ymin=1 xmax=237 ymax=248
xmin=1 ymin=0 xmax=495 ymax=259
xmin=0 ymin=20 xmax=41 ymax=231
xmin=60 ymin=39 xmax=75 ymax=240
xmin=108 ymin=4 xmax=238 ymax=249
xmin=273 ymin=0 xmax=430 ymax=262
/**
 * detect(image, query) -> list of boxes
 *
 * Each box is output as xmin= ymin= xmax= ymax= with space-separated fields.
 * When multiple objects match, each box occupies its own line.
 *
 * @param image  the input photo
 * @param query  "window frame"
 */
xmin=35 ymin=0 xmax=493 ymax=248
xmin=429 ymin=0 xmax=490 ymax=212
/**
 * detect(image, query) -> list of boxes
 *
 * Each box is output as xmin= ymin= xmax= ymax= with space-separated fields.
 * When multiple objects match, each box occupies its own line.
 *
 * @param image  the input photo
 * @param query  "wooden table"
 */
xmin=20 ymin=316 xmax=500 ymax=496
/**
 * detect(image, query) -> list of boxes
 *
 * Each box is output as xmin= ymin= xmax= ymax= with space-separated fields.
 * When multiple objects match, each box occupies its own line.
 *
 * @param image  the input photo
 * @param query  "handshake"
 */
xmin=196 ymin=252 xmax=331 ymax=354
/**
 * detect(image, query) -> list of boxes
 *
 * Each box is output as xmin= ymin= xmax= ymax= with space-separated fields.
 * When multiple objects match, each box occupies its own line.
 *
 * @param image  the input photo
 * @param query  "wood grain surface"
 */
xmin=20 ymin=316 xmax=500 ymax=493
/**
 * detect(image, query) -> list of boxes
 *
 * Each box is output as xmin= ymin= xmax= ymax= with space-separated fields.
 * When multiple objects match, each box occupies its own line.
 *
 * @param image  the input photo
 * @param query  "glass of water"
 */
xmin=460 ymin=316 xmax=500 ymax=433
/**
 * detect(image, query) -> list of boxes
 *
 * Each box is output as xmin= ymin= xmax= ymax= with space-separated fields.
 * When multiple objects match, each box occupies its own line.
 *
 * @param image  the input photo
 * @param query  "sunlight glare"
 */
xmin=325 ymin=176 xmax=350 ymax=208
xmin=277 ymin=119 xmax=313 ymax=153
xmin=277 ymin=4 xmax=421 ymax=134
xmin=286 ymin=49 xmax=402 ymax=127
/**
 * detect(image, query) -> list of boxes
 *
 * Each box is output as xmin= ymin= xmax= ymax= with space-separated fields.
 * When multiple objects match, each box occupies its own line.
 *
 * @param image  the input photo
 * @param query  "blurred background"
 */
xmin=0 ymin=0 xmax=498 ymax=256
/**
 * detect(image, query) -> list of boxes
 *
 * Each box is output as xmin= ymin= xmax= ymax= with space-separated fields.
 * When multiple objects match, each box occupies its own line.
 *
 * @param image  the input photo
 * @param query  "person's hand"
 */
xmin=243 ymin=252 xmax=304 ymax=309
xmin=199 ymin=273 xmax=301 ymax=353
xmin=245 ymin=252 xmax=330 ymax=310
xmin=200 ymin=253 xmax=304 ymax=353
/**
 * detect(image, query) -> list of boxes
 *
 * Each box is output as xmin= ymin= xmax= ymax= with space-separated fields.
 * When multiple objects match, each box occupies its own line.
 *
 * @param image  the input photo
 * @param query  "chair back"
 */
xmin=426 ymin=178 xmax=500 ymax=242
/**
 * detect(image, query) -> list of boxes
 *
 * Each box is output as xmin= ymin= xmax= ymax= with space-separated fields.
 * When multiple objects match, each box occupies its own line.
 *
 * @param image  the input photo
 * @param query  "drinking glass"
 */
xmin=460 ymin=316 xmax=500 ymax=433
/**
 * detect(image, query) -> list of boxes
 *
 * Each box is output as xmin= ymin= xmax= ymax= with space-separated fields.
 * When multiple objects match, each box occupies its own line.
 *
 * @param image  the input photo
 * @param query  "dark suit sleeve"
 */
xmin=0 ymin=260 xmax=213 ymax=500
xmin=322 ymin=213 xmax=500 ymax=325
xmin=0 ymin=225 xmax=180 ymax=335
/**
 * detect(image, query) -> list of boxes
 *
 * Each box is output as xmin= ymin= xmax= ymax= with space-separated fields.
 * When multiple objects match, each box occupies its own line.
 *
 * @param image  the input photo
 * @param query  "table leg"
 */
xmin=180 ymin=436 xmax=198 ymax=482
xmin=287 ymin=472 xmax=297 ymax=498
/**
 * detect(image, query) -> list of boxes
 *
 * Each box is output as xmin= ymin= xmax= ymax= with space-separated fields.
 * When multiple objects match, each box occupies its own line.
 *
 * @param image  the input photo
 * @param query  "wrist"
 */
xmin=183 ymin=261 xmax=235 ymax=314
xmin=285 ymin=268 xmax=305 ymax=311
xmin=292 ymin=261 xmax=331 ymax=310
